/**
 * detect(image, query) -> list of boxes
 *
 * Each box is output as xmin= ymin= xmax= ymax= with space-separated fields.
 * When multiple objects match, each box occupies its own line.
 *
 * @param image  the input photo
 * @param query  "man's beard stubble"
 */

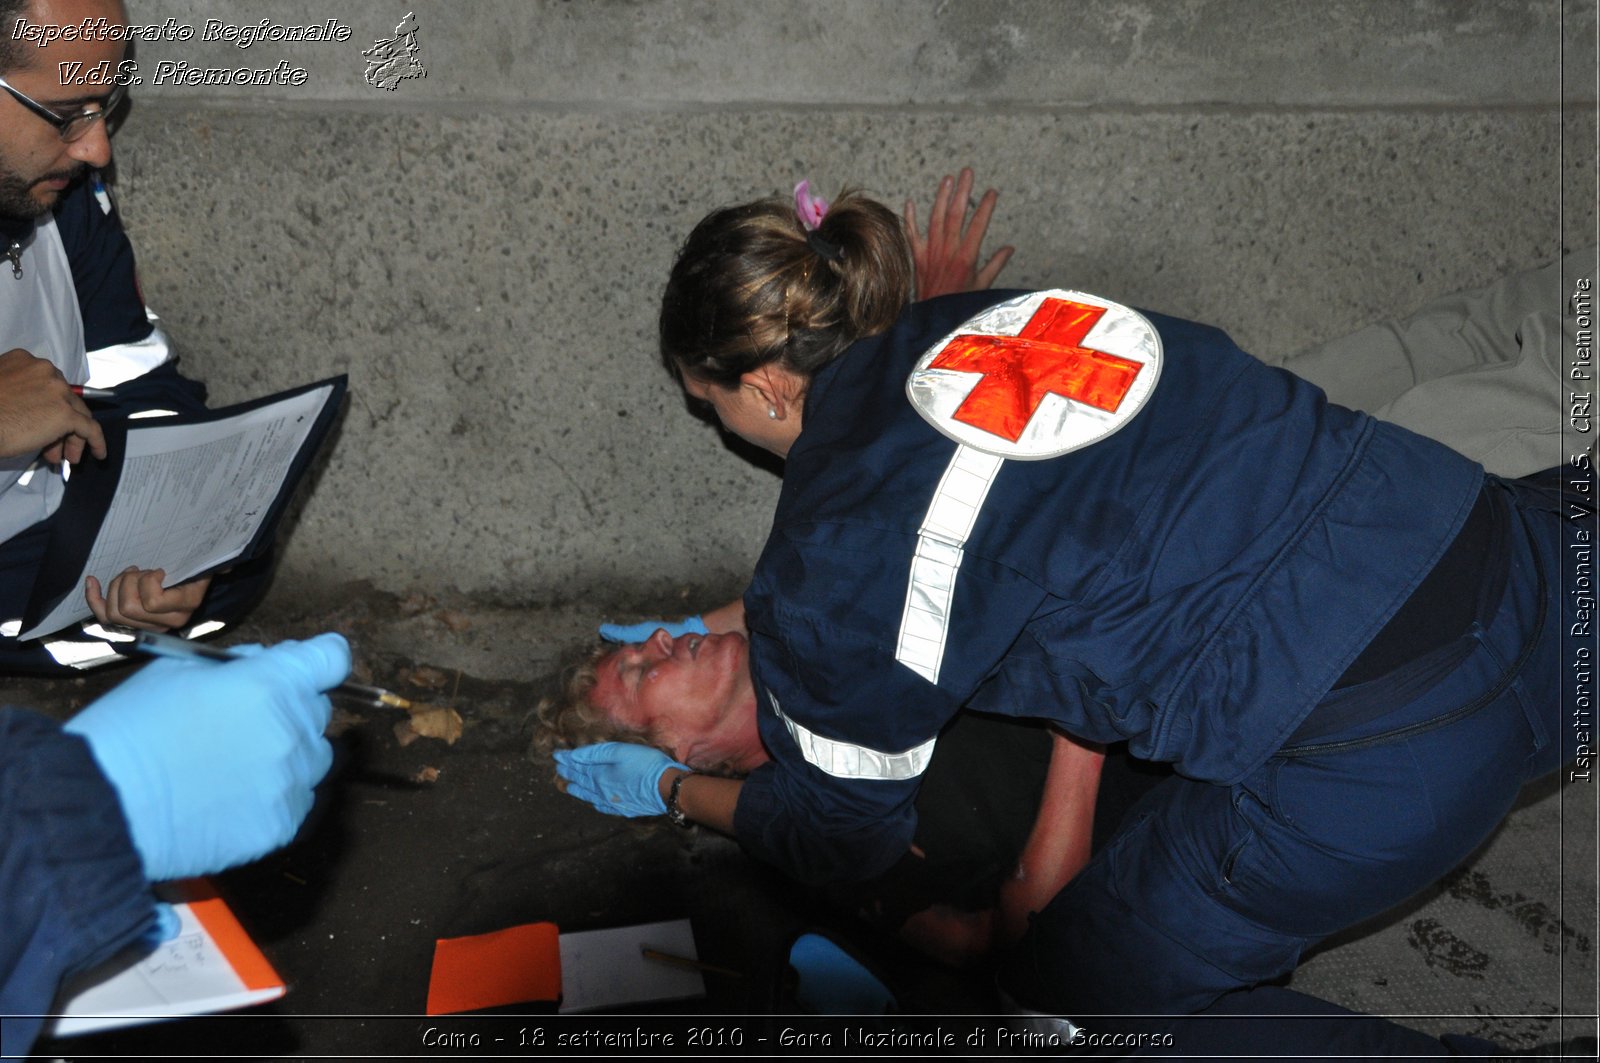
xmin=0 ymin=165 xmax=80 ymax=224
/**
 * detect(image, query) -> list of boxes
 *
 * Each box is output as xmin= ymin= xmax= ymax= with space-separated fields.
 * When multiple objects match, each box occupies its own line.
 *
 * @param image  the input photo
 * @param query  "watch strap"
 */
xmin=666 ymin=771 xmax=696 ymax=827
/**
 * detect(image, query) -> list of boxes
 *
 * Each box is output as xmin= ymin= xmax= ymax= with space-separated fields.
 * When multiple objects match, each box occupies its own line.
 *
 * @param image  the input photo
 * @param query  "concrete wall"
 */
xmin=98 ymin=1 xmax=1595 ymax=612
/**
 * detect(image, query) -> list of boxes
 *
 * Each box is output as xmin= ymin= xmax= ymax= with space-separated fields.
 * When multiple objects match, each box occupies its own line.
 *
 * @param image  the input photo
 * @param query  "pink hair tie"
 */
xmin=794 ymin=179 xmax=844 ymax=263
xmin=793 ymin=179 xmax=830 ymax=230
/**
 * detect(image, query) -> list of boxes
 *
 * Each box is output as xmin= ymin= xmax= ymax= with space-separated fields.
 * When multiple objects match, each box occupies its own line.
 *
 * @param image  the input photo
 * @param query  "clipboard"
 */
xmin=19 ymin=376 xmax=346 ymax=640
xmin=47 ymin=878 xmax=287 ymax=1037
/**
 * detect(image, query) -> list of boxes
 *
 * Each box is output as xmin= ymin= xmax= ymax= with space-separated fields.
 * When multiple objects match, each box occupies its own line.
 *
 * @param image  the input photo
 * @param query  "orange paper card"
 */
xmin=181 ymin=880 xmax=283 ymax=993
xmin=51 ymin=878 xmax=286 ymax=1038
xmin=426 ymin=922 xmax=561 ymax=1015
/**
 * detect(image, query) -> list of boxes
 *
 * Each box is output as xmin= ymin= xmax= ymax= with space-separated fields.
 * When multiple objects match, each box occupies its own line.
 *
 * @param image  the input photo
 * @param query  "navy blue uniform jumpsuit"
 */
xmin=729 ymin=288 xmax=1581 ymax=1028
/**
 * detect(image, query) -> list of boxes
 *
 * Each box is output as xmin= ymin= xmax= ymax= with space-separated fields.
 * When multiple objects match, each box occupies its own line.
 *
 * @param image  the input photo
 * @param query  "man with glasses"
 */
xmin=0 ymin=12 xmax=355 ymax=1056
xmin=0 ymin=0 xmax=271 ymax=673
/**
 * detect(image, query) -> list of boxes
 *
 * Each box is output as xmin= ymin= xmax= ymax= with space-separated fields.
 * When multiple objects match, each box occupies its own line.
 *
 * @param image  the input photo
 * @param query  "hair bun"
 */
xmin=806 ymin=229 xmax=844 ymax=264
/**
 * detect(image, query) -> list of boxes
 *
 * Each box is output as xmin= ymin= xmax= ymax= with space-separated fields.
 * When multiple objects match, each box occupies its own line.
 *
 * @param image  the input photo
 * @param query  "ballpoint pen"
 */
xmin=639 ymin=947 xmax=743 ymax=979
xmin=118 ymin=626 xmax=414 ymax=711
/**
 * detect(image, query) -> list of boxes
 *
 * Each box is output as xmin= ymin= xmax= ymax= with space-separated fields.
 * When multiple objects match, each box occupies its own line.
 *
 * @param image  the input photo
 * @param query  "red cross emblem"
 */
xmin=926 ymin=298 xmax=1144 ymax=443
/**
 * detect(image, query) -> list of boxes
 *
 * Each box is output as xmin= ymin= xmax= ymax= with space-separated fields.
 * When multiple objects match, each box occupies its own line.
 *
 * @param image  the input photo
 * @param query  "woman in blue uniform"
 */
xmin=555 ymin=184 xmax=1585 ymax=1039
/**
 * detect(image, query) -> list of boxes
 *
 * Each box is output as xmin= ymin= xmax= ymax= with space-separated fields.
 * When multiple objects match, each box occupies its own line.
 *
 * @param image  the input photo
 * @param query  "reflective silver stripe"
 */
xmin=85 ymin=322 xmax=174 ymax=389
xmin=43 ymin=622 xmax=223 ymax=670
xmin=43 ymin=638 xmax=125 ymax=670
xmin=768 ymin=690 xmax=935 ymax=781
xmin=895 ymin=444 xmax=1004 ymax=684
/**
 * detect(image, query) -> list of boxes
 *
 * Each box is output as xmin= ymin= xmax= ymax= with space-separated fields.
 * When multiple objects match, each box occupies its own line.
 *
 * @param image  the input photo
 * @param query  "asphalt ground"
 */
xmin=6 ymin=584 xmax=1596 ymax=1060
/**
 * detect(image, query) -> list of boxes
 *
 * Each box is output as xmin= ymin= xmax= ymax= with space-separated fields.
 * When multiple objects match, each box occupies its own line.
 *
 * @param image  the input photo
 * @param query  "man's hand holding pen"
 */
xmin=0 ymin=354 xmax=217 ymax=634
xmin=0 ymin=347 xmax=106 ymax=466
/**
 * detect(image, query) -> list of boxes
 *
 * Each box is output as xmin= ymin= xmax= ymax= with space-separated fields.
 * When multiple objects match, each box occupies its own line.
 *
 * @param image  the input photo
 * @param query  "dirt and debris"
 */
xmin=326 ymin=707 xmax=366 ymax=737
xmin=2 ymin=579 xmax=1566 ymax=1056
xmin=397 ymin=664 xmax=450 ymax=690
xmin=395 ymin=591 xmax=435 ymax=617
xmin=7 ymin=582 xmax=805 ymax=1057
xmin=436 ymin=609 xmax=473 ymax=633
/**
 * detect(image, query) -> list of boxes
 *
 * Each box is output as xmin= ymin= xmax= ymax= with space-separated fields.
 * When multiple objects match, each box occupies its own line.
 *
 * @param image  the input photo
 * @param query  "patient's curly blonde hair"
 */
xmin=532 ymin=640 xmax=747 ymax=779
xmin=532 ymin=641 xmax=660 ymax=759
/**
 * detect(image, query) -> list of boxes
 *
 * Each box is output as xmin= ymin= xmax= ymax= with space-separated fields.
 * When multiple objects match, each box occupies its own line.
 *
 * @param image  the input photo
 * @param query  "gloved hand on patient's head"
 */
xmin=553 ymin=742 xmax=688 ymax=817
xmin=597 ymin=614 xmax=707 ymax=644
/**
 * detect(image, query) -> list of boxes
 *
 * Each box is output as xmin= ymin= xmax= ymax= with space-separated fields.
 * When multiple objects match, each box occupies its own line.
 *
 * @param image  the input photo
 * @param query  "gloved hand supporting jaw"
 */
xmin=598 ymin=615 xmax=707 ymax=644
xmin=554 ymin=742 xmax=687 ymax=817
xmin=64 ymin=633 xmax=352 ymax=882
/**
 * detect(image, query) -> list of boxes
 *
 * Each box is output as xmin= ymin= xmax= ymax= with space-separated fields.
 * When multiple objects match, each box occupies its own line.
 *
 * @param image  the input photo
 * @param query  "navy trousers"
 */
xmin=1003 ymin=472 xmax=1585 ymax=1055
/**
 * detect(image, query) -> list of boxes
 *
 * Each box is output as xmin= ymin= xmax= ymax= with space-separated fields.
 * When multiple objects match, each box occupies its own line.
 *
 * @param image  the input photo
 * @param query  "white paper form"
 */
xmin=48 ymin=884 xmax=285 ymax=1037
xmin=21 ymin=384 xmax=334 ymax=640
xmin=557 ymin=919 xmax=705 ymax=1013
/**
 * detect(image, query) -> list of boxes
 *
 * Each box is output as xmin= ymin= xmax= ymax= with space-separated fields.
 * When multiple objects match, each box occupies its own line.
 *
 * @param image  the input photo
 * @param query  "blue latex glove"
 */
xmin=140 ymin=902 xmax=182 ymax=947
xmin=789 ymin=933 xmax=896 ymax=1015
xmin=598 ymin=614 xmax=707 ymax=644
xmin=553 ymin=742 xmax=687 ymax=817
xmin=65 ymin=633 xmax=351 ymax=882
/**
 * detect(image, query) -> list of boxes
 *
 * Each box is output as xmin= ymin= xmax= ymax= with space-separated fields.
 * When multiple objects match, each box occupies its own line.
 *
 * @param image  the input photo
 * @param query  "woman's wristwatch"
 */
xmin=666 ymin=771 xmax=697 ymax=827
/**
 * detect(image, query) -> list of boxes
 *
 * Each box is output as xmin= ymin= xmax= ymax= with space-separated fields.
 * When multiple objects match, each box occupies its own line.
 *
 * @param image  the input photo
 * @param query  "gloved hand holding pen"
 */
xmin=64 ymin=633 xmax=351 ymax=882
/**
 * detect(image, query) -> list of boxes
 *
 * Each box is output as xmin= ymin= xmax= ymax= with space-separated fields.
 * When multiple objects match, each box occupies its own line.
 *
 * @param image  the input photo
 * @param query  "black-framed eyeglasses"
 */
xmin=0 ymin=75 xmax=127 ymax=142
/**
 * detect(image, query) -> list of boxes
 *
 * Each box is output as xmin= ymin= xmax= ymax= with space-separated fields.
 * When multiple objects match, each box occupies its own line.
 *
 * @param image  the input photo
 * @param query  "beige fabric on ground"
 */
xmin=1274 ymin=248 xmax=1597 ymax=478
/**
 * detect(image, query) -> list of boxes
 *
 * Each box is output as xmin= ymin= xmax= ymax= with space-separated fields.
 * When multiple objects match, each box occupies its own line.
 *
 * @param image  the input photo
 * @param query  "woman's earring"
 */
xmin=768 ymin=408 xmax=779 ymax=420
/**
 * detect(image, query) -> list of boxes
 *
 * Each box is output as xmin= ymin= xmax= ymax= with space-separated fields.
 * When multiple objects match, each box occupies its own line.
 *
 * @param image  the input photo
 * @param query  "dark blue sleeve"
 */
xmin=733 ymin=539 xmax=965 ymax=884
xmin=735 ymin=757 xmax=921 ymax=885
xmin=0 ymin=708 xmax=155 ymax=1058
xmin=51 ymin=172 xmax=153 ymax=351
xmin=733 ymin=506 xmax=1051 ymax=884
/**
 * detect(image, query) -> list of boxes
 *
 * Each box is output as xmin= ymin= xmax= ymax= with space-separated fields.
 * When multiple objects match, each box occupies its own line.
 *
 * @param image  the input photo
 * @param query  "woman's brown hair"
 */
xmin=658 ymin=189 xmax=913 ymax=391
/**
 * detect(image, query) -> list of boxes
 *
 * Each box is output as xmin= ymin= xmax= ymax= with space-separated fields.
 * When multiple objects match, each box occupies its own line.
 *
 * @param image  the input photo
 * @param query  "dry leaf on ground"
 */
xmin=436 ymin=609 xmax=472 ymax=632
xmin=393 ymin=705 xmax=464 ymax=747
xmin=398 ymin=665 xmax=449 ymax=690
xmin=397 ymin=591 xmax=435 ymax=616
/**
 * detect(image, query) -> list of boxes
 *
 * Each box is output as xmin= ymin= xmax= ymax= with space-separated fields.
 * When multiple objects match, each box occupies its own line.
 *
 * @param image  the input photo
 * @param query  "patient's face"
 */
xmin=588 ymin=628 xmax=767 ymax=773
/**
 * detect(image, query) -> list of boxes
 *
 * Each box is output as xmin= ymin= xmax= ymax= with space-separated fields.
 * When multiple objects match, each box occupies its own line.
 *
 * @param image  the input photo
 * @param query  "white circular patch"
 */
xmin=906 ymin=289 xmax=1162 ymax=460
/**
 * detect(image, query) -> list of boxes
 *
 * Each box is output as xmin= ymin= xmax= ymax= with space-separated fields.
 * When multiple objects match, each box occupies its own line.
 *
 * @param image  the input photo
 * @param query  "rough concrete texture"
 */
xmin=109 ymin=106 xmax=1590 ymax=605
xmin=80 ymin=0 xmax=1589 ymax=607
xmin=114 ymin=1 xmax=1590 ymax=107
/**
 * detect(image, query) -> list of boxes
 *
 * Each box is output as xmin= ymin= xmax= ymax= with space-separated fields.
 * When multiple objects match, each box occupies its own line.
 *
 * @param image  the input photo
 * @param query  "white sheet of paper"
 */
xmin=557 ymin=919 xmax=705 ymax=1013
xmin=22 ymin=385 xmax=333 ymax=639
xmin=48 ymin=898 xmax=284 ymax=1037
